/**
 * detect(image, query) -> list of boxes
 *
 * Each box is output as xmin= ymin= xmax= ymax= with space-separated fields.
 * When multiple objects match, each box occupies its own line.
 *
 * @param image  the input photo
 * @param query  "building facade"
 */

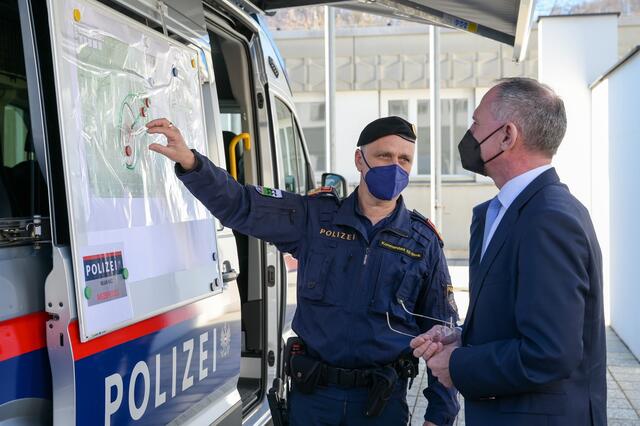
xmin=270 ymin=16 xmax=640 ymax=257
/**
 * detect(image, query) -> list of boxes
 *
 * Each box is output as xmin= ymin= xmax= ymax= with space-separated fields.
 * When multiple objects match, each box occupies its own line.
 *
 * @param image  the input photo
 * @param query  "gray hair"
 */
xmin=491 ymin=77 xmax=567 ymax=157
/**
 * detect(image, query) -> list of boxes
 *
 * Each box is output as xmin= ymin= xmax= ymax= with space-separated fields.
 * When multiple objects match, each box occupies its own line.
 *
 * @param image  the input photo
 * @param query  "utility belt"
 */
xmin=284 ymin=337 xmax=419 ymax=417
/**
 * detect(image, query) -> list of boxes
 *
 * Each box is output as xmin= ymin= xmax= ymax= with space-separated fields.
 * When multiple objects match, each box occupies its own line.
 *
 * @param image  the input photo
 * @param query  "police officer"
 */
xmin=147 ymin=116 xmax=459 ymax=426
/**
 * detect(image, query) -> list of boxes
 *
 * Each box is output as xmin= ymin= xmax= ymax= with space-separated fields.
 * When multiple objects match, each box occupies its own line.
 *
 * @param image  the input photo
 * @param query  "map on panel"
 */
xmin=49 ymin=0 xmax=220 ymax=340
xmin=73 ymin=17 xmax=201 ymax=198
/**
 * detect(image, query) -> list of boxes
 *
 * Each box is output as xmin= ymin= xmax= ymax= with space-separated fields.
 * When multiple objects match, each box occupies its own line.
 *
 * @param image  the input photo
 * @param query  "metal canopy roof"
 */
xmin=250 ymin=0 xmax=536 ymax=61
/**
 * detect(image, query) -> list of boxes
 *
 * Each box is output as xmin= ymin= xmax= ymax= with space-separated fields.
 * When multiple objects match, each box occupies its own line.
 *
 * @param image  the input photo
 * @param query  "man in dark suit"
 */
xmin=410 ymin=77 xmax=606 ymax=425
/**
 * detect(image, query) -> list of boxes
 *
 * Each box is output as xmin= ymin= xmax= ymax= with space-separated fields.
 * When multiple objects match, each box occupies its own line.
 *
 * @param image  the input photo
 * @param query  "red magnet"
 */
xmin=140 ymin=107 xmax=147 ymax=117
xmin=124 ymin=145 xmax=132 ymax=157
xmin=144 ymin=98 xmax=151 ymax=108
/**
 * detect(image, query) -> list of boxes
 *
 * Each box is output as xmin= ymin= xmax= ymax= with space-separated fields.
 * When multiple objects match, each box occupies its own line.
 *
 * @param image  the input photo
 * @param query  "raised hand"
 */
xmin=146 ymin=118 xmax=196 ymax=171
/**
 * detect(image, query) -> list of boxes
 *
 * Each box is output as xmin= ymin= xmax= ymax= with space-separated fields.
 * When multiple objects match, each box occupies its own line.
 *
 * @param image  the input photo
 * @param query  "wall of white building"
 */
xmin=538 ymin=14 xmax=619 ymax=211
xmin=591 ymin=48 xmax=640 ymax=359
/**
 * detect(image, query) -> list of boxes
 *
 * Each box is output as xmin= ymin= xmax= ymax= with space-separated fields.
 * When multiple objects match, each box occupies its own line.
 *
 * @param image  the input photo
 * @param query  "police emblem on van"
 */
xmin=220 ymin=323 xmax=231 ymax=358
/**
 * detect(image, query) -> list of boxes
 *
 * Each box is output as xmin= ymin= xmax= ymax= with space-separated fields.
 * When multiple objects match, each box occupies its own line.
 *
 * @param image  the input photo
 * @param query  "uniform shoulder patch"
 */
xmin=307 ymin=186 xmax=339 ymax=199
xmin=411 ymin=209 xmax=444 ymax=247
xmin=255 ymin=185 xmax=283 ymax=198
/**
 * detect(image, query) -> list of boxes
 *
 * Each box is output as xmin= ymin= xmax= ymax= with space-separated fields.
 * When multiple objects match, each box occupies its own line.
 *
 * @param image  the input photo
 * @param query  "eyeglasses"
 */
xmin=386 ymin=299 xmax=455 ymax=338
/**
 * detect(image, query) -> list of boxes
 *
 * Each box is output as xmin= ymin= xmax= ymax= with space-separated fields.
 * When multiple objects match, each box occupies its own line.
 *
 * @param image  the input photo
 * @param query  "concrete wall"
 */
xmin=273 ymin=18 xmax=640 ymax=93
xmin=591 ymin=78 xmax=612 ymax=326
xmin=591 ymin=50 xmax=640 ymax=358
xmin=538 ymin=14 xmax=619 ymax=211
xmin=275 ymin=25 xmax=536 ymax=92
xmin=537 ymin=13 xmax=619 ymax=332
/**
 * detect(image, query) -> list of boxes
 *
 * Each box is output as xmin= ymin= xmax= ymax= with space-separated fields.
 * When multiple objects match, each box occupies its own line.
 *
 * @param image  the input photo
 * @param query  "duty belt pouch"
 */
xmin=284 ymin=337 xmax=305 ymax=377
xmin=364 ymin=366 xmax=398 ymax=417
xmin=289 ymin=354 xmax=323 ymax=394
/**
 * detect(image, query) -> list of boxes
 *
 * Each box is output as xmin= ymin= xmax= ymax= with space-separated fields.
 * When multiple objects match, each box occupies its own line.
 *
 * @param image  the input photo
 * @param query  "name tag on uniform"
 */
xmin=255 ymin=186 xmax=282 ymax=198
xmin=378 ymin=240 xmax=423 ymax=259
xmin=319 ymin=227 xmax=357 ymax=241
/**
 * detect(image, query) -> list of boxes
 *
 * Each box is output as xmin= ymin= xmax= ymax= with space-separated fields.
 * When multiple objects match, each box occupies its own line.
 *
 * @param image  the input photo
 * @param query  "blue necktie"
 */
xmin=482 ymin=197 xmax=502 ymax=259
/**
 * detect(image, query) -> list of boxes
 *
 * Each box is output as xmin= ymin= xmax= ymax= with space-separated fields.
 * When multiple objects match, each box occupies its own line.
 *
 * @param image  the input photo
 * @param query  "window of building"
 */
xmin=274 ymin=98 xmax=309 ymax=194
xmin=295 ymin=101 xmax=326 ymax=175
xmin=388 ymin=100 xmax=409 ymax=118
xmin=383 ymin=93 xmax=473 ymax=179
xmin=417 ymin=100 xmax=430 ymax=175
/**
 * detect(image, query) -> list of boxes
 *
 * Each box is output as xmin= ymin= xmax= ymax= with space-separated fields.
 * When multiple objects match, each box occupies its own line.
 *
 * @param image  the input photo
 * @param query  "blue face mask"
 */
xmin=360 ymin=150 xmax=409 ymax=201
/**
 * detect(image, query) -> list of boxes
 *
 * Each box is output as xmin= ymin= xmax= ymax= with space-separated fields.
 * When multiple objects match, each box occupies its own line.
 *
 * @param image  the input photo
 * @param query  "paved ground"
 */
xmin=407 ymin=291 xmax=640 ymax=425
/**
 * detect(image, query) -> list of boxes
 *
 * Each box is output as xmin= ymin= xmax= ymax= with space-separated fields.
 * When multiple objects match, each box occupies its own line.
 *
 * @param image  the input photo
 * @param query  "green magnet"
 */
xmin=121 ymin=267 xmax=129 ymax=280
xmin=84 ymin=286 xmax=92 ymax=299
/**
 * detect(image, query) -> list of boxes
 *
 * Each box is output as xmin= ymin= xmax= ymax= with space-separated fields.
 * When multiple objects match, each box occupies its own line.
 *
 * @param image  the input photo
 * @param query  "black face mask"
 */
xmin=457 ymin=125 xmax=505 ymax=176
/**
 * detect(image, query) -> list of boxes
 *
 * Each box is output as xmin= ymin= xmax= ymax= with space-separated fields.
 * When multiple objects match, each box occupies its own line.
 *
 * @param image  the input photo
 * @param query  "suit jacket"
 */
xmin=450 ymin=168 xmax=606 ymax=425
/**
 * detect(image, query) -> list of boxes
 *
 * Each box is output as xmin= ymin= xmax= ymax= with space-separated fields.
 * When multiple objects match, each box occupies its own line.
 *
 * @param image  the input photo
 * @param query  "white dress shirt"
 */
xmin=481 ymin=164 xmax=553 ymax=257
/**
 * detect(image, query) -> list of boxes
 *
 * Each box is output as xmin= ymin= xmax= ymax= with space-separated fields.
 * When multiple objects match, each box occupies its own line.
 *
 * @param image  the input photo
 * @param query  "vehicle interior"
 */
xmin=205 ymin=4 xmax=267 ymax=414
xmin=0 ymin=1 xmax=52 ymax=422
xmin=0 ymin=0 xmax=52 ymax=321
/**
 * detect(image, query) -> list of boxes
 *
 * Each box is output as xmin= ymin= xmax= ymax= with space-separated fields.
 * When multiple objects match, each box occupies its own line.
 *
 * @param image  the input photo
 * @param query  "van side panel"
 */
xmin=70 ymin=297 xmax=240 ymax=425
xmin=0 ymin=313 xmax=52 ymax=404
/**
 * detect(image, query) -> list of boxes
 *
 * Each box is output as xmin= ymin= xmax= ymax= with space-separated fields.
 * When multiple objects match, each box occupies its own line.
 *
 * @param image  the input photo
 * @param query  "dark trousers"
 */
xmin=288 ymin=384 xmax=410 ymax=426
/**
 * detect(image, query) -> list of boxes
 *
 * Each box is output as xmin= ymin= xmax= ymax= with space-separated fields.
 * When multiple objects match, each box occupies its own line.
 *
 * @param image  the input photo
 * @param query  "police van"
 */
xmin=0 ymin=0 xmax=533 ymax=424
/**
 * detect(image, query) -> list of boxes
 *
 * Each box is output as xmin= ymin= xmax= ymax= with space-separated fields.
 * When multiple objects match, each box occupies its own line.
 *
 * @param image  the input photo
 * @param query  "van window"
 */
xmin=274 ymin=98 xmax=308 ymax=195
xmin=0 ymin=0 xmax=48 ymax=220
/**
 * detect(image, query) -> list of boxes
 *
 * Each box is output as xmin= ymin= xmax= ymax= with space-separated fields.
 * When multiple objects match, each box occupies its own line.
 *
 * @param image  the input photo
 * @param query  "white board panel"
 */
xmin=47 ymin=0 xmax=221 ymax=340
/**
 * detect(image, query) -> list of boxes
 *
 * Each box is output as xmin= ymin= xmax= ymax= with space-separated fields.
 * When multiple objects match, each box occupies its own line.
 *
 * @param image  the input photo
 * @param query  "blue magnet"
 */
xmin=171 ymin=67 xmax=178 ymax=77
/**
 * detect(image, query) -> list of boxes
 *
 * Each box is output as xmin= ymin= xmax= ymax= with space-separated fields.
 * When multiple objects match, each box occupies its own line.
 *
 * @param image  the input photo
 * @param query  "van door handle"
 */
xmin=266 ymin=265 xmax=275 ymax=287
xmin=222 ymin=269 xmax=238 ymax=283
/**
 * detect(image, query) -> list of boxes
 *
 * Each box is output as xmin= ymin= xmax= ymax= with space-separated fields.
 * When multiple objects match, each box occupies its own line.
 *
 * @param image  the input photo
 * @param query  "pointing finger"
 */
xmin=146 ymin=126 xmax=172 ymax=137
xmin=146 ymin=118 xmax=172 ymax=129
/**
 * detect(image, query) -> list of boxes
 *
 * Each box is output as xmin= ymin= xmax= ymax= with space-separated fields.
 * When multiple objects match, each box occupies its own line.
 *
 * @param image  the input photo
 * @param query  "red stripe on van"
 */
xmin=0 ymin=312 xmax=48 ymax=362
xmin=69 ymin=298 xmax=213 ymax=361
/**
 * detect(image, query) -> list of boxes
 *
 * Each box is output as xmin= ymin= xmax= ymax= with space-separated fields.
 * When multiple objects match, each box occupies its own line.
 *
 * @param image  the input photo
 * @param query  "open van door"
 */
xmin=21 ymin=0 xmax=244 ymax=424
xmin=248 ymin=0 xmax=536 ymax=61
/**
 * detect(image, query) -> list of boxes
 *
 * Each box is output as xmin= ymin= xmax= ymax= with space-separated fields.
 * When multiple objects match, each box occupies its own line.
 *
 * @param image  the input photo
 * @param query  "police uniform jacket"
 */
xmin=177 ymin=150 xmax=459 ymax=425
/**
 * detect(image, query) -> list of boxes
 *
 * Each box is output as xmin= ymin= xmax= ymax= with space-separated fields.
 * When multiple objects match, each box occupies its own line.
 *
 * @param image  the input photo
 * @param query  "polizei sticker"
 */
xmin=83 ymin=251 xmax=128 ymax=306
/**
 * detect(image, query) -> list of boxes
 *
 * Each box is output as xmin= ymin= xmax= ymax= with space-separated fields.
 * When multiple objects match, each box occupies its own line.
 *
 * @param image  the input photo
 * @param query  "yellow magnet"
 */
xmin=73 ymin=8 xmax=81 ymax=22
xmin=191 ymin=58 xmax=197 ymax=68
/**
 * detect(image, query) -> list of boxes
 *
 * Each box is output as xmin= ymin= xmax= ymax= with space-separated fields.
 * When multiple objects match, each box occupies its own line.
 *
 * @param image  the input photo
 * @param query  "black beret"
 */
xmin=357 ymin=116 xmax=417 ymax=147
